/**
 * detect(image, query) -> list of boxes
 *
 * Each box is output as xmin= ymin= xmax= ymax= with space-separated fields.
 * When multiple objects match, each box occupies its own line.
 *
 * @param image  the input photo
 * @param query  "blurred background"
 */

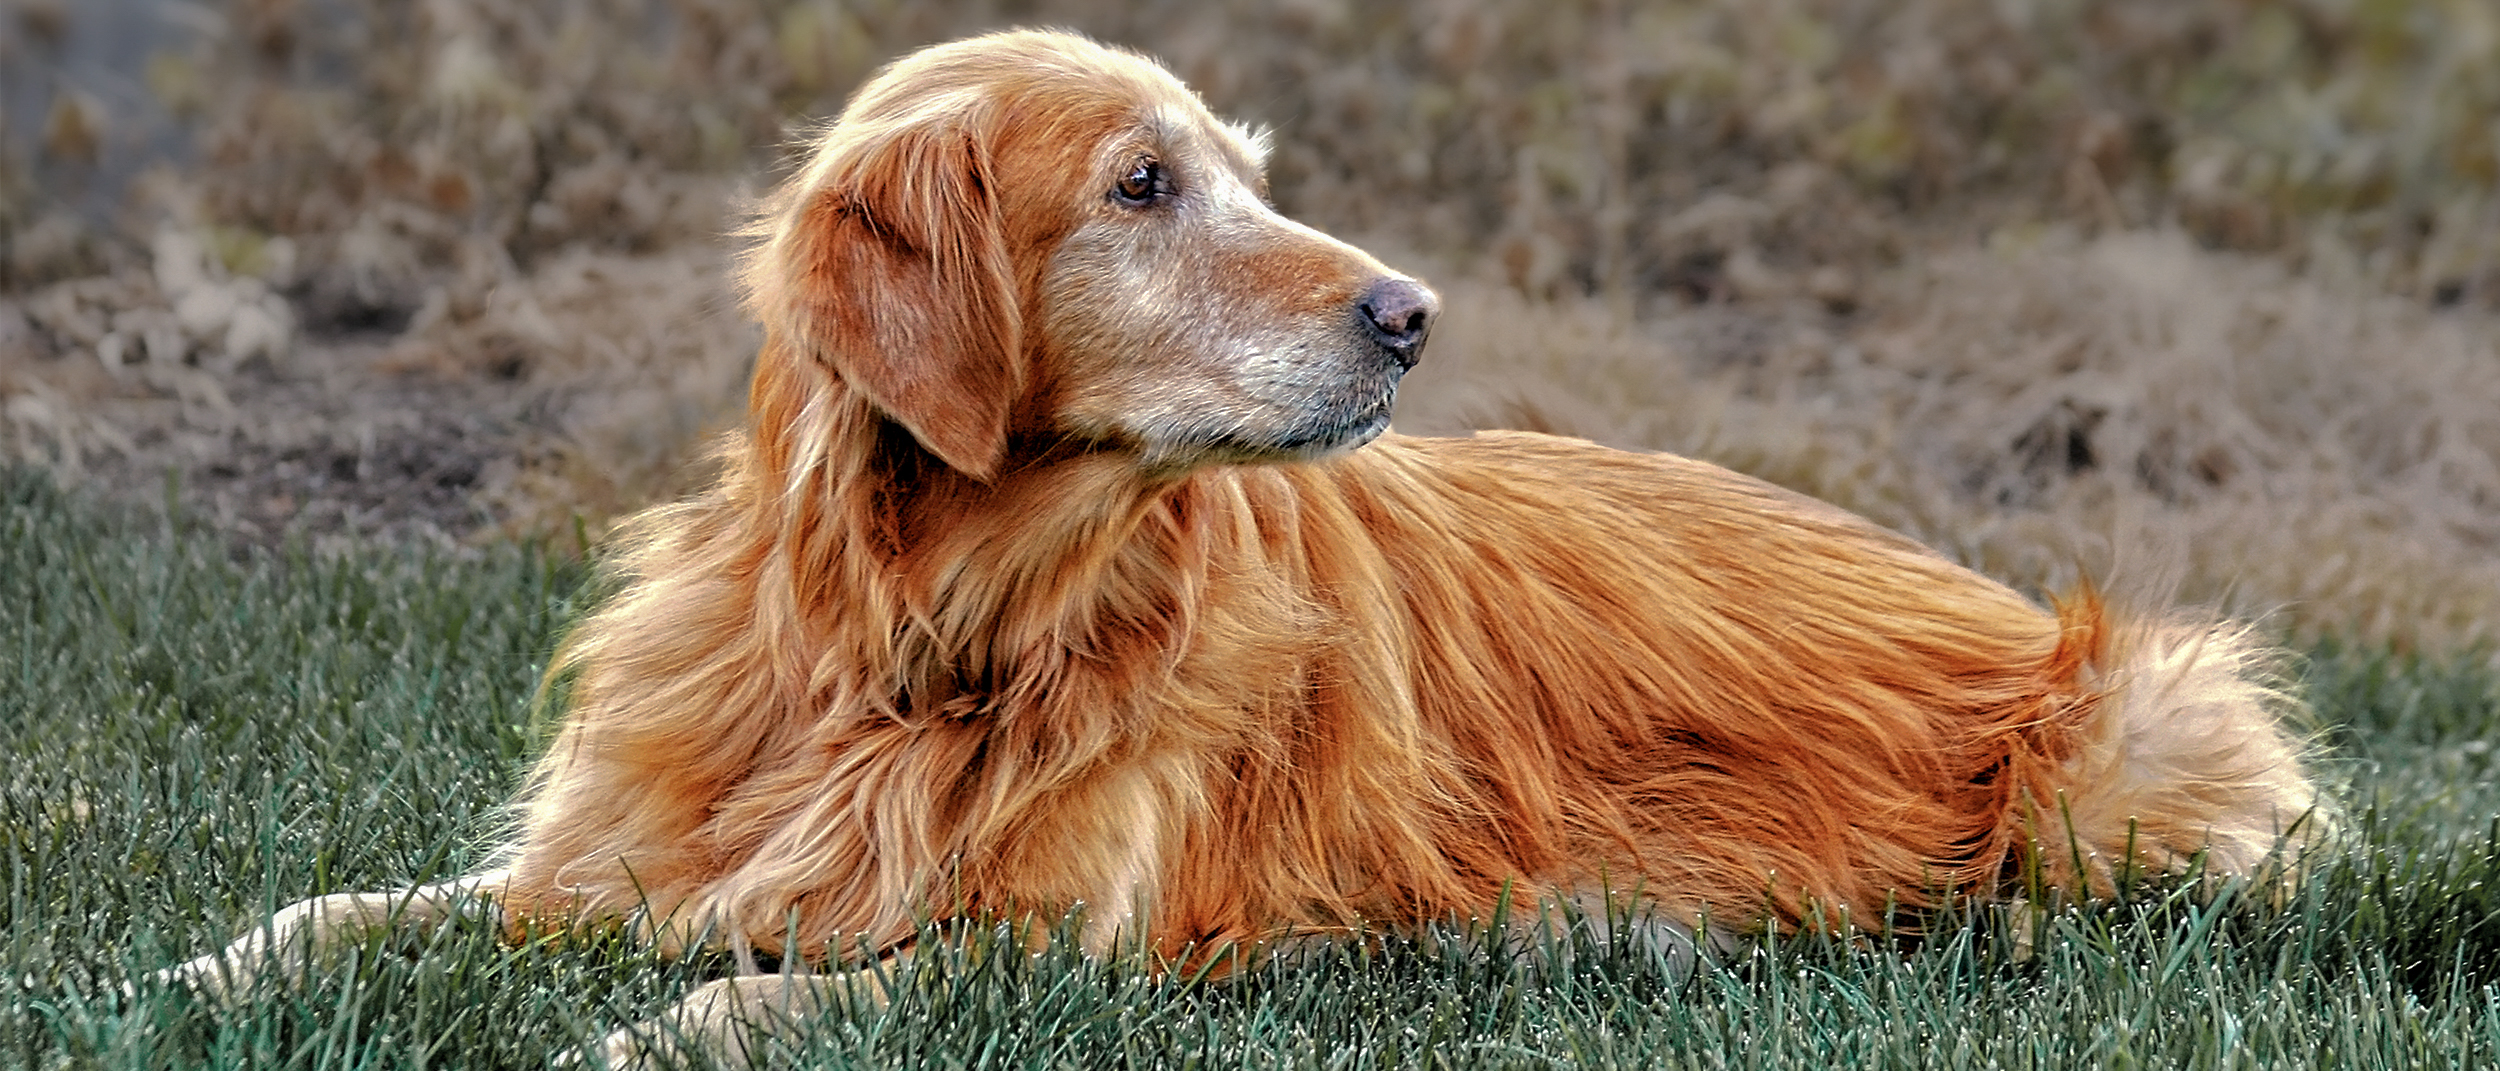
xmin=2 ymin=0 xmax=2496 ymax=658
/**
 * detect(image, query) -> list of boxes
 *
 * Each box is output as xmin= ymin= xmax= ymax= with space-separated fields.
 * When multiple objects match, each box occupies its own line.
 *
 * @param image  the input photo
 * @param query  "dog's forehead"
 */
xmin=1132 ymin=100 xmax=1270 ymax=177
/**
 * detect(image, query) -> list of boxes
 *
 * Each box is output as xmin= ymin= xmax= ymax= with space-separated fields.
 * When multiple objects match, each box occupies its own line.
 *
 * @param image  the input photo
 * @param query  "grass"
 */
xmin=4 ymin=469 xmax=2498 ymax=1069
xmin=10 ymin=9 xmax=2498 ymax=1064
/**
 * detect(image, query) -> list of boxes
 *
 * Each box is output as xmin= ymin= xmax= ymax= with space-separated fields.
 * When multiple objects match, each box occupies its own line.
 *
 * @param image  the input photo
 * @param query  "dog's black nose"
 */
xmin=1358 ymin=278 xmax=1438 ymax=369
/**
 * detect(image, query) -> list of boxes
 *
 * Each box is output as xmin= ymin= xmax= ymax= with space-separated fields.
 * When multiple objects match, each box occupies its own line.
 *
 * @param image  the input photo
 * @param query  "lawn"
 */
xmin=4 ymin=468 xmax=2496 ymax=1069
xmin=10 ymin=3 xmax=2500 ymax=1065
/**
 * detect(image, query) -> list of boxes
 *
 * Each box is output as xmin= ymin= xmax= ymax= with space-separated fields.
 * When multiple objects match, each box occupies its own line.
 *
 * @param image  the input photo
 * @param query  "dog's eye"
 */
xmin=1112 ymin=159 xmax=1168 ymax=206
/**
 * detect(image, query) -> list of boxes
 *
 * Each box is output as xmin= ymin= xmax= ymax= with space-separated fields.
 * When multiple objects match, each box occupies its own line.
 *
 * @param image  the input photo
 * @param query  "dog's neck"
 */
xmin=741 ymin=348 xmax=1235 ymax=722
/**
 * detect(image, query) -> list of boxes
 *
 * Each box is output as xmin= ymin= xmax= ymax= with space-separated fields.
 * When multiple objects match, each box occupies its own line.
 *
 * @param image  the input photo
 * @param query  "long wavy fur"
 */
xmin=498 ymin=30 xmax=2321 ymax=971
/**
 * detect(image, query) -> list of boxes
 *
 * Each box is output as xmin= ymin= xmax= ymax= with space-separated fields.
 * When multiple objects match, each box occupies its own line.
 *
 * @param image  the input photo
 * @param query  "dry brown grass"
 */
xmin=3 ymin=0 xmax=2496 ymax=654
xmin=1399 ymin=231 xmax=2500 ymax=657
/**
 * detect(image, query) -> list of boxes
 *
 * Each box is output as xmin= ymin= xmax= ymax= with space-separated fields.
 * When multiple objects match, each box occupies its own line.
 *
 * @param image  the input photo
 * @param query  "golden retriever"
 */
xmin=166 ymin=28 xmax=2320 ymax=1065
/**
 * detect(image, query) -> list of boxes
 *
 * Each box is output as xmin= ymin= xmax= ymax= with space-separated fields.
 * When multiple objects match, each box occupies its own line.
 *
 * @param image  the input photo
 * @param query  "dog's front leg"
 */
xmin=155 ymin=867 xmax=512 ymax=998
xmin=582 ymin=964 xmax=892 ymax=1070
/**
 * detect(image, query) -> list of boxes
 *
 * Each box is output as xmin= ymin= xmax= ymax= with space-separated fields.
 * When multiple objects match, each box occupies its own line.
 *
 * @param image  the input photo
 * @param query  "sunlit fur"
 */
xmin=481 ymin=30 xmax=2324 ymax=982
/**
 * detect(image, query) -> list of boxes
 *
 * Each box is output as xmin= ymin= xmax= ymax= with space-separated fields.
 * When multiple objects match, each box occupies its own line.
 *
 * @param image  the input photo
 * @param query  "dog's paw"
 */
xmin=562 ymin=969 xmax=887 ymax=1069
xmin=148 ymin=950 xmax=242 ymax=1001
xmin=120 ymin=954 xmax=219 ymax=1008
xmin=562 ymin=1022 xmax=702 ymax=1071
xmin=140 ymin=925 xmax=305 ymax=1005
xmin=143 ymin=874 xmax=514 ymax=1005
xmin=139 ymin=892 xmax=366 ymax=1003
xmin=564 ymin=983 xmax=761 ymax=1071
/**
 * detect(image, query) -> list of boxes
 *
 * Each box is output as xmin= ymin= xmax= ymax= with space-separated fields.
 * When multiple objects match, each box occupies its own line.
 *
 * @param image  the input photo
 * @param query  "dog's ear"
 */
xmin=763 ymin=124 xmax=1023 ymax=481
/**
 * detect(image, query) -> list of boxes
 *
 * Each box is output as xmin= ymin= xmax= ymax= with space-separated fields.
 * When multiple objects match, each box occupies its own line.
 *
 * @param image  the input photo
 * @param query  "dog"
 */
xmin=164 ymin=28 xmax=2321 ymax=1065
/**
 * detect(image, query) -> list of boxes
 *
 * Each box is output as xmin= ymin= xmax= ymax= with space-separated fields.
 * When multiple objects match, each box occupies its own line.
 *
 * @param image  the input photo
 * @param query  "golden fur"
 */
xmin=168 ymin=29 xmax=2320 ymax=1064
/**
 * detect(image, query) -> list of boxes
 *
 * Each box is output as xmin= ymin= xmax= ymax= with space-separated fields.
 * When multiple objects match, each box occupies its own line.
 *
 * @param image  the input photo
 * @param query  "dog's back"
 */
xmin=1150 ymin=430 xmax=2315 ymax=941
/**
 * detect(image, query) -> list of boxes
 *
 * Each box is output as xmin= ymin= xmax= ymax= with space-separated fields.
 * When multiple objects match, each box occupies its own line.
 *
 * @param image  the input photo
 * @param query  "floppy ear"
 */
xmin=767 ymin=125 xmax=1024 ymax=481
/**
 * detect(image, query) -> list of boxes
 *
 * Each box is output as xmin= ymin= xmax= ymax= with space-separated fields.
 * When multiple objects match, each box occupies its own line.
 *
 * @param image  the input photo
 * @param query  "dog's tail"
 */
xmin=2020 ymin=588 xmax=2327 ymax=896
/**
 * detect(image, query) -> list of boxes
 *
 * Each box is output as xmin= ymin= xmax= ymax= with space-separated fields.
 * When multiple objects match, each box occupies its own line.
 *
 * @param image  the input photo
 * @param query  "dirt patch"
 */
xmin=5 ymin=320 xmax=525 ymax=546
xmin=2 ymin=237 xmax=752 ymax=548
xmin=146 ymin=342 xmax=514 ymax=544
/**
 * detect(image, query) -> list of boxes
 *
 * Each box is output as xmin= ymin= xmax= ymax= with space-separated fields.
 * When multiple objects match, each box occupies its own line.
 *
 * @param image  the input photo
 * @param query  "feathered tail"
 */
xmin=2024 ymin=589 xmax=2326 ymax=895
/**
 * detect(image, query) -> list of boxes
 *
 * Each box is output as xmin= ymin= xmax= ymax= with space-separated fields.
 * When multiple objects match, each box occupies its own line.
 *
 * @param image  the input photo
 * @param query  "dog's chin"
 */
xmin=1135 ymin=393 xmax=1399 ymax=472
xmin=1231 ymin=385 xmax=1403 ymax=463
xmin=1270 ymin=402 xmax=1394 ymax=461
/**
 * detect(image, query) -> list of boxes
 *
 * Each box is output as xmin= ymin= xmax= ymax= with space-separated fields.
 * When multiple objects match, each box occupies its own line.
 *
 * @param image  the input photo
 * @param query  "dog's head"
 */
xmin=742 ymin=30 xmax=1437 ymax=481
